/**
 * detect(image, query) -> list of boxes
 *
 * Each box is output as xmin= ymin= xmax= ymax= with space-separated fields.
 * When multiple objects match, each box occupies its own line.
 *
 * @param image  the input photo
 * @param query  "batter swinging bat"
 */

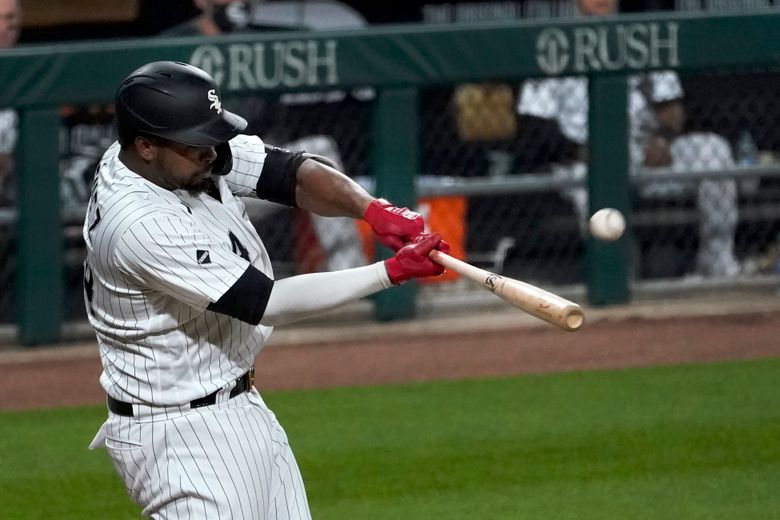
xmin=429 ymin=250 xmax=585 ymax=331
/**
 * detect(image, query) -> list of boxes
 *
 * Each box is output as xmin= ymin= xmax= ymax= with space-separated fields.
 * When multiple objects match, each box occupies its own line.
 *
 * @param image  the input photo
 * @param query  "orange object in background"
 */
xmin=357 ymin=196 xmax=466 ymax=283
xmin=294 ymin=212 xmax=326 ymax=274
xmin=355 ymin=219 xmax=375 ymax=265
xmin=417 ymin=196 xmax=465 ymax=282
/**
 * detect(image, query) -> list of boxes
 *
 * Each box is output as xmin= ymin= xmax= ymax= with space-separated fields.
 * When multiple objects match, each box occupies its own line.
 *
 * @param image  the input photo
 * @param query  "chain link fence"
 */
xmin=418 ymin=68 xmax=780 ymax=288
xmin=1 ymin=67 xmax=780 ymax=326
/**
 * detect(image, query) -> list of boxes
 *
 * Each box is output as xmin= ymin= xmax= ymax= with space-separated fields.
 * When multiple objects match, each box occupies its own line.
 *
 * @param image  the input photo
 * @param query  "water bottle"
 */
xmin=735 ymin=130 xmax=760 ymax=194
xmin=486 ymin=150 xmax=513 ymax=178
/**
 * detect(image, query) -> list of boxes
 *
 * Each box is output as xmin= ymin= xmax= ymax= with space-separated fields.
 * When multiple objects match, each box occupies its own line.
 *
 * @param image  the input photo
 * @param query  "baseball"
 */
xmin=589 ymin=208 xmax=626 ymax=241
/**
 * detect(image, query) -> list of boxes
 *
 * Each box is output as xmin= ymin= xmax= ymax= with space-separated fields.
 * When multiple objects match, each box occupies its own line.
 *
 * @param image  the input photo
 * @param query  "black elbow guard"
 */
xmin=207 ymin=265 xmax=274 ymax=325
xmin=256 ymin=145 xmax=306 ymax=207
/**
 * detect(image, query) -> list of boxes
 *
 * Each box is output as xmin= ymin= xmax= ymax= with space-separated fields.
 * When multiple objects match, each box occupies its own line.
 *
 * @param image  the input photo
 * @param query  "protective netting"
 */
xmin=421 ymin=69 xmax=780 ymax=285
xmin=2 ymin=68 xmax=780 ymax=326
xmin=229 ymin=89 xmax=374 ymax=278
xmin=0 ymin=92 xmax=376 ymax=324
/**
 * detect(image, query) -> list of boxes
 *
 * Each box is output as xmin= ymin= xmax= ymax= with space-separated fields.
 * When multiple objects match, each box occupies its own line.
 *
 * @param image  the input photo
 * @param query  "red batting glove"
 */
xmin=384 ymin=233 xmax=446 ymax=285
xmin=363 ymin=198 xmax=425 ymax=251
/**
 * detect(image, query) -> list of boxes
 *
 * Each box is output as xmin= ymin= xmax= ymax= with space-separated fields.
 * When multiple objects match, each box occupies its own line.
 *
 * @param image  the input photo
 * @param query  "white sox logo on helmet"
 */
xmin=207 ymin=89 xmax=222 ymax=114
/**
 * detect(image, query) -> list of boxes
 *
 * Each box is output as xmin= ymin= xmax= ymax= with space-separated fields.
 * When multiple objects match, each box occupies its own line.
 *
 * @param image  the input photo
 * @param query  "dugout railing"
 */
xmin=1 ymin=11 xmax=779 ymax=344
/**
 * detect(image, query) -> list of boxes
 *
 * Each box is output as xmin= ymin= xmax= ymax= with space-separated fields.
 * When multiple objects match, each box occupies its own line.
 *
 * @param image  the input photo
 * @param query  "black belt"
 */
xmin=107 ymin=367 xmax=255 ymax=417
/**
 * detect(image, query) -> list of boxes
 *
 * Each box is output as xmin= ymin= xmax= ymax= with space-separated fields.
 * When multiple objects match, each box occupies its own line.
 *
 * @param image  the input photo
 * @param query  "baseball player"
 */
xmin=86 ymin=61 xmax=447 ymax=519
xmin=0 ymin=0 xmax=21 ymax=206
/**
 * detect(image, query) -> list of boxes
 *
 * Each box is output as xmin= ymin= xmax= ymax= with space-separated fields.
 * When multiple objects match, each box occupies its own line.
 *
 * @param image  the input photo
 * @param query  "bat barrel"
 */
xmin=497 ymin=277 xmax=584 ymax=331
xmin=563 ymin=308 xmax=585 ymax=331
xmin=543 ymin=304 xmax=584 ymax=331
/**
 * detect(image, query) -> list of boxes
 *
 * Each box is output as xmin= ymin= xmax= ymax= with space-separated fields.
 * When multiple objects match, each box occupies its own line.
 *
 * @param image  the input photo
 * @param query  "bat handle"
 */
xmin=429 ymin=249 xmax=485 ymax=279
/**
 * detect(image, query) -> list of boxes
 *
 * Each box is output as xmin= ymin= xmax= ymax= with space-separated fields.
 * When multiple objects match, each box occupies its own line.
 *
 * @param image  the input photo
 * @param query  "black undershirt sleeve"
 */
xmin=207 ymin=265 xmax=274 ymax=325
xmin=256 ymin=146 xmax=305 ymax=207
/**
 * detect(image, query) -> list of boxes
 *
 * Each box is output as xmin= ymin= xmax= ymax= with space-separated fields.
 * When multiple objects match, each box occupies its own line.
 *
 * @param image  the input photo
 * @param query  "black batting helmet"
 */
xmin=115 ymin=61 xmax=247 ymax=147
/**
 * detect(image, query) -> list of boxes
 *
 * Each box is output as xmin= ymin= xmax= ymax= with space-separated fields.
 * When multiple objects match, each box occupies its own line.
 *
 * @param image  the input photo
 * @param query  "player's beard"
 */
xmin=183 ymin=169 xmax=215 ymax=196
xmin=186 ymin=177 xmax=212 ymax=196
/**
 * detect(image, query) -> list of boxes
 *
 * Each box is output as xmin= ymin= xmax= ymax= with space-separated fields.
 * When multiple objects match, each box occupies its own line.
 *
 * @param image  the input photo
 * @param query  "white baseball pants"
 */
xmin=90 ymin=390 xmax=311 ymax=519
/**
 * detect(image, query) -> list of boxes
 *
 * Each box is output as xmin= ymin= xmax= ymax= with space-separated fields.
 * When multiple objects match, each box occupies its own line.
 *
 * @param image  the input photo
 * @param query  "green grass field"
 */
xmin=2 ymin=358 xmax=779 ymax=519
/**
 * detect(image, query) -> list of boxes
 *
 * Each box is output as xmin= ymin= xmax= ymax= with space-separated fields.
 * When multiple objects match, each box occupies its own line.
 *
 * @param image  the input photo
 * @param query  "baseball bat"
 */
xmin=428 ymin=250 xmax=585 ymax=331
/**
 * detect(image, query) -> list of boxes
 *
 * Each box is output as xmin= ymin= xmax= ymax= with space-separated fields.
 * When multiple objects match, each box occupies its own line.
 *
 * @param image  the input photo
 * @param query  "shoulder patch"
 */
xmin=196 ymin=249 xmax=211 ymax=265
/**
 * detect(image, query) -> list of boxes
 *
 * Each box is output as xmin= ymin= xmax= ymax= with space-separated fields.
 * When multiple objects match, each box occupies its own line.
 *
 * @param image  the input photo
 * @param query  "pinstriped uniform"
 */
xmin=0 ymin=109 xmax=17 ymax=154
xmin=86 ymin=134 xmax=311 ymax=519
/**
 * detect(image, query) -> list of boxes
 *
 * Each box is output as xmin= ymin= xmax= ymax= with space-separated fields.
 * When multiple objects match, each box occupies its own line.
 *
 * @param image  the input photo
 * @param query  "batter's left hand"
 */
xmin=363 ymin=198 xmax=425 ymax=251
xmin=384 ymin=233 xmax=447 ymax=284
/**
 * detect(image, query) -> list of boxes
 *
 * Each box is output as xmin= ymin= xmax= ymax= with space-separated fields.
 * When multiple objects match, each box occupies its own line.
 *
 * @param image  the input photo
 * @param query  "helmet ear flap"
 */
xmin=212 ymin=142 xmax=233 ymax=176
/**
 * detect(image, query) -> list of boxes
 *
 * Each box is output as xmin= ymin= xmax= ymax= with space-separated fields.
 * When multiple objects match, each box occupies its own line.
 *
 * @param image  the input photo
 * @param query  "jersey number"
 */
xmin=84 ymin=191 xmax=101 ymax=317
xmin=88 ymin=207 xmax=101 ymax=234
xmin=229 ymin=231 xmax=250 ymax=261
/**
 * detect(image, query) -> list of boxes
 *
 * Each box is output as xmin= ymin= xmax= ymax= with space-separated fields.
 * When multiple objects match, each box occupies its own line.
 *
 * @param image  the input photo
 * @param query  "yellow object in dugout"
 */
xmin=454 ymin=83 xmax=517 ymax=141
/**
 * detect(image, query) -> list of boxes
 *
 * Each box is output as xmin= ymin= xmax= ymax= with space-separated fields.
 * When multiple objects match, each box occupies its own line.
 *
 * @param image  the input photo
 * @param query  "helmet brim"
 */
xmin=164 ymin=109 xmax=248 ymax=147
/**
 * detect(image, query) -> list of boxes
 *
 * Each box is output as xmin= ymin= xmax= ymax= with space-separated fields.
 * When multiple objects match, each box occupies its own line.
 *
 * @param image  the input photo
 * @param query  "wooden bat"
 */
xmin=429 ymin=250 xmax=585 ymax=331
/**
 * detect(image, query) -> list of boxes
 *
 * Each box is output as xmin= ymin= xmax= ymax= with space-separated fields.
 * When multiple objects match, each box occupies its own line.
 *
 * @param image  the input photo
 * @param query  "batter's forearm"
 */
xmin=260 ymin=262 xmax=391 ymax=326
xmin=294 ymin=158 xmax=373 ymax=218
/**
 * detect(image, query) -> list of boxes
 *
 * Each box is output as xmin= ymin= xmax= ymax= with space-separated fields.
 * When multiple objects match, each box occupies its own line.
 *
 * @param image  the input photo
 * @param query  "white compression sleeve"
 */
xmin=260 ymin=262 xmax=393 ymax=327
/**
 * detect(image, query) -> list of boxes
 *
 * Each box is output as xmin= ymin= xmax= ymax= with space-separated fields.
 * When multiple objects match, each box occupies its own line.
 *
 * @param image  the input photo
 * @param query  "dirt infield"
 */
xmin=2 ymin=290 xmax=780 ymax=411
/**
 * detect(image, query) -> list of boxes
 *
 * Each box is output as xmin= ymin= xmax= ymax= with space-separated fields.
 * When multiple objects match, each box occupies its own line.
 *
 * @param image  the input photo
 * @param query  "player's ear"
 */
xmin=134 ymin=135 xmax=158 ymax=161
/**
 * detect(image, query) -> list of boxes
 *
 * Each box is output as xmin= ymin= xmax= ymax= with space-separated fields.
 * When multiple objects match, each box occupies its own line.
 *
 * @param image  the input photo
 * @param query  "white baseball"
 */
xmin=589 ymin=208 xmax=626 ymax=241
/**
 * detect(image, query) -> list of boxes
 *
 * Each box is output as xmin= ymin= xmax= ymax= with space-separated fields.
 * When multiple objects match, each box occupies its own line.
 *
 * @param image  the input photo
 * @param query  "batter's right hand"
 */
xmin=384 ymin=233 xmax=446 ymax=285
xmin=363 ymin=198 xmax=425 ymax=251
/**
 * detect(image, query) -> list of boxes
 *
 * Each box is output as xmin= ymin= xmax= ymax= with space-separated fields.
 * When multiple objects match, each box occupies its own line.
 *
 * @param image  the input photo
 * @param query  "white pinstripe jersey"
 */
xmin=84 ymin=134 xmax=275 ymax=406
xmin=0 ymin=109 xmax=17 ymax=153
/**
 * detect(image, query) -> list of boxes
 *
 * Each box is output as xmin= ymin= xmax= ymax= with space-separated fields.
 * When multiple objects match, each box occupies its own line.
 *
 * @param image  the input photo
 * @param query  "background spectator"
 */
xmin=163 ymin=0 xmax=243 ymax=36
xmin=58 ymin=105 xmax=116 ymax=208
xmin=0 ymin=0 xmax=20 ymax=207
xmin=0 ymin=0 xmax=19 ymax=48
xmin=517 ymin=0 xmax=741 ymax=279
